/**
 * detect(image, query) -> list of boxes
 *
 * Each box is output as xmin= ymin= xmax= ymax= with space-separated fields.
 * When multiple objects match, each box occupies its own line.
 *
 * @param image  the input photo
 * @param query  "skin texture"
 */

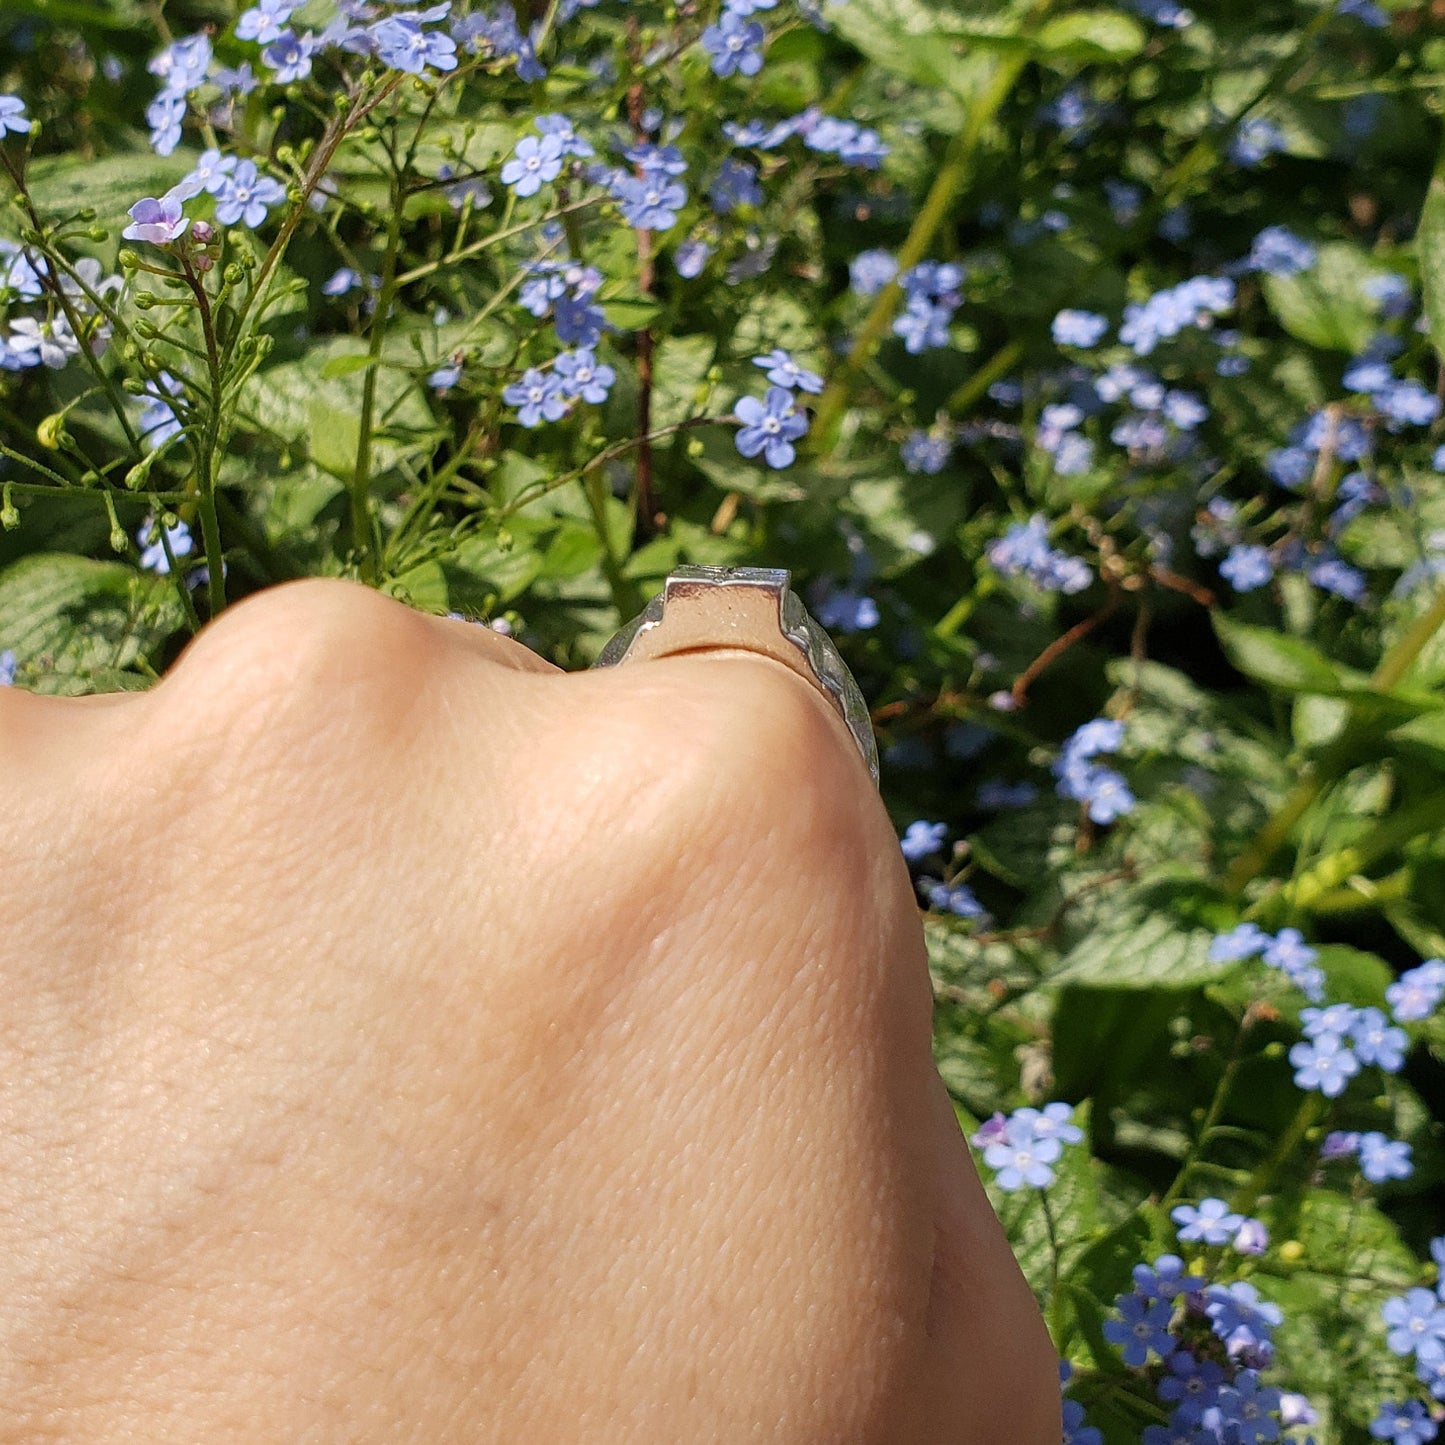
xmin=0 ymin=578 xmax=1059 ymax=1444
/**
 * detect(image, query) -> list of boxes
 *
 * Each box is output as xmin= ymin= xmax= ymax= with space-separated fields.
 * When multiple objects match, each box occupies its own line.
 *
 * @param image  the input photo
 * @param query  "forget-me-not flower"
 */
xmin=734 ymin=386 xmax=808 ymax=468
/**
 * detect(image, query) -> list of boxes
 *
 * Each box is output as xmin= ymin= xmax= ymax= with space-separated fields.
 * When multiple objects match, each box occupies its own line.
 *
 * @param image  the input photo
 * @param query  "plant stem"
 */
xmin=1039 ymin=1189 xmax=1066 ymax=1344
xmin=809 ymin=49 xmax=1032 ymax=454
xmin=1225 ymin=584 xmax=1445 ymax=895
xmin=582 ymin=470 xmax=644 ymax=619
xmin=349 ymin=173 xmax=406 ymax=583
xmin=1234 ymin=1093 xmax=1324 ymax=1218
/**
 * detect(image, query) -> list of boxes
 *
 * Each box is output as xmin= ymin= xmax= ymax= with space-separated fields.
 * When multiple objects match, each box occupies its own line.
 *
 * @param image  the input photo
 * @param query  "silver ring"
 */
xmin=592 ymin=565 xmax=880 ymax=788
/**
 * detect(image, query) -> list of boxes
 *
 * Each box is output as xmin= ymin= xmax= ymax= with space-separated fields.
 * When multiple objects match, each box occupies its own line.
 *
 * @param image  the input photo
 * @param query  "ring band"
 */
xmin=592 ymin=565 xmax=880 ymax=787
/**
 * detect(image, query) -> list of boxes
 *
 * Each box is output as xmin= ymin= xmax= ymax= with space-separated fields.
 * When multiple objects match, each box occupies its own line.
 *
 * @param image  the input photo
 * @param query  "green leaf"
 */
xmin=319 ymin=353 xmax=377 ymax=380
xmin=828 ymin=0 xmax=984 ymax=102
xmin=0 ymin=552 xmax=184 ymax=694
xmin=1386 ymin=710 xmax=1445 ymax=766
xmin=1212 ymin=612 xmax=1346 ymax=694
xmin=1419 ymin=167 xmax=1445 ymax=367
xmin=1053 ymin=897 xmax=1226 ymax=989
xmin=1261 ymin=243 xmax=1381 ymax=354
xmin=1034 ymin=10 xmax=1145 ymax=62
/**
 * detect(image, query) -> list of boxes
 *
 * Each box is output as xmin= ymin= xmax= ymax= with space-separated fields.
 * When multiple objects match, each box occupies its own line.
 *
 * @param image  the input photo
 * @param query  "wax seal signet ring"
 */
xmin=591 ymin=565 xmax=880 ymax=788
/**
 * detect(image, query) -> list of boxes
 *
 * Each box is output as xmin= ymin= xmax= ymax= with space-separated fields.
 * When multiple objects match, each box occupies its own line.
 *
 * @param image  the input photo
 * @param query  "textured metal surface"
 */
xmin=593 ymin=565 xmax=880 ymax=787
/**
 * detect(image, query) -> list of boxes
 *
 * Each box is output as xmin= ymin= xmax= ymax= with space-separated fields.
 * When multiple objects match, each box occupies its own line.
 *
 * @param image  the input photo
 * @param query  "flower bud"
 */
xmin=224 ymin=264 xmax=244 ymax=286
xmin=193 ymin=252 xmax=213 ymax=273
xmin=133 ymin=291 xmax=156 ymax=310
xmin=191 ymin=220 xmax=215 ymax=245
xmin=118 ymin=248 xmax=142 ymax=270
xmin=36 ymin=414 xmax=69 ymax=450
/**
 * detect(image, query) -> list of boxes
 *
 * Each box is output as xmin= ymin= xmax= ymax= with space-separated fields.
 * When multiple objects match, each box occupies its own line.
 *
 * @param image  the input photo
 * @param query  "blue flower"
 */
xmin=1247 ymin=225 xmax=1316 ymax=276
xmin=262 ymin=28 xmax=317 ymax=82
xmin=1104 ymin=1292 xmax=1176 ymax=1366
xmin=122 ymin=193 xmax=190 ymax=245
xmin=1321 ymin=1129 xmax=1361 ymax=1160
xmin=988 ymin=514 xmax=1092 ymax=594
xmin=501 ymin=134 xmax=565 ymax=197
xmin=1215 ymin=1369 xmax=1283 ymax=1443
xmin=892 ymin=295 xmax=954 ymax=353
xmin=1382 ymin=1288 xmax=1445 ymax=1361
xmin=900 ymin=430 xmax=951 ymax=474
xmin=1171 ymin=1196 xmax=1244 ymax=1246
xmin=236 ymin=0 xmax=303 ymax=42
xmin=1289 ymin=1031 xmax=1360 ymax=1097
xmin=138 ymin=515 xmax=194 ymax=574
xmin=1156 ymin=1349 xmax=1225 ymax=1426
xmin=1012 ymin=1102 xmax=1084 ymax=1145
xmin=900 ymin=820 xmax=947 ymax=861
xmin=370 ymin=16 xmax=458 ymax=74
xmin=1358 ymin=1131 xmax=1413 ymax=1184
xmin=1052 ymin=309 xmax=1109 ymax=348
xmin=1365 ymin=272 xmax=1414 ymax=318
xmin=1388 ymin=960 xmax=1445 ymax=1023
xmin=427 ymin=361 xmax=462 ymax=392
xmin=709 ymin=157 xmax=762 ymax=212
xmin=0 ymin=650 xmax=13 ymax=686
xmin=1370 ymin=1401 xmax=1439 ymax=1444
xmin=1350 ymin=1006 xmax=1408 ymax=1072
xmin=553 ymin=347 xmax=615 ymax=403
xmin=1377 ymin=379 xmax=1442 ymax=428
xmin=673 ymin=238 xmax=712 ymax=278
xmin=1132 ymin=1255 xmax=1205 ymax=1303
xmin=214 ymin=159 xmax=286 ymax=228
xmin=172 ymin=147 xmax=236 ymax=201
xmin=1062 ymin=1397 xmax=1102 ymax=1445
xmin=849 ymin=248 xmax=897 ymax=296
xmin=1209 ymin=922 xmax=1270 ymax=962
xmin=814 ymin=586 xmax=878 ymax=632
xmin=701 ymin=12 xmax=765 ymax=78
xmin=146 ymin=91 xmax=186 ymax=155
xmin=1233 ymin=1217 xmax=1269 ymax=1255
xmin=535 ymin=113 xmax=594 ymax=159
xmin=752 ymin=348 xmax=823 ymax=394
xmin=1265 ymin=445 xmax=1313 ymax=488
xmin=503 ymin=367 xmax=569 ymax=427
xmin=1119 ymin=275 xmax=1234 ymax=354
xmin=1220 ymin=543 xmax=1274 ymax=591
xmin=734 ymin=386 xmax=808 ymax=468
xmin=1229 ymin=116 xmax=1287 ymax=166
xmin=1307 ymin=555 xmax=1367 ymax=602
xmin=922 ymin=879 xmax=987 ymax=918
xmin=1262 ymin=927 xmax=1325 ymax=999
xmin=614 ymin=174 xmax=686 ymax=230
xmin=1204 ymin=1282 xmax=1283 ymax=1363
xmin=975 ymin=1111 xmax=1063 ymax=1191
xmin=0 ymin=95 xmax=31 ymax=137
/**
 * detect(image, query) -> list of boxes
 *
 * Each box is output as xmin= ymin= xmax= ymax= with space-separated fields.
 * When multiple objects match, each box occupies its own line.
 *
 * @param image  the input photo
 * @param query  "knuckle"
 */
xmin=579 ymin=651 xmax=888 ymax=887
xmin=153 ymin=578 xmax=438 ymax=740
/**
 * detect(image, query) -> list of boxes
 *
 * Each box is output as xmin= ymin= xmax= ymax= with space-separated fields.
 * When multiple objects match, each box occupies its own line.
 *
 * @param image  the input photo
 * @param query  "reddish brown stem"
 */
xmin=1010 ymin=584 xmax=1122 ymax=708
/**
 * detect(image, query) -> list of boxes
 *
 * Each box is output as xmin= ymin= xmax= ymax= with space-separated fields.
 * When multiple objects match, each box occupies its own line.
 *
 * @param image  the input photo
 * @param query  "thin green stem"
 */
xmin=1039 ymin=1189 xmax=1066 ymax=1344
xmin=1234 ymin=1093 xmax=1324 ymax=1218
xmin=808 ymin=44 xmax=1035 ymax=453
xmin=349 ymin=172 xmax=407 ymax=583
xmin=582 ymin=470 xmax=644 ymax=620
xmin=1226 ymin=584 xmax=1445 ymax=895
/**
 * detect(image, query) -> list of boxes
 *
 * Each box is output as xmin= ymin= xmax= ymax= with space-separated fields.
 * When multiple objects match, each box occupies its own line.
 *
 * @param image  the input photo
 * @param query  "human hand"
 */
xmin=0 ymin=578 xmax=1058 ymax=1443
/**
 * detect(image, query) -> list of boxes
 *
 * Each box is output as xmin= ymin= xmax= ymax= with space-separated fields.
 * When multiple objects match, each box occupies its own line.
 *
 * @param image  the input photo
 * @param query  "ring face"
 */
xmin=593 ymin=565 xmax=880 ymax=787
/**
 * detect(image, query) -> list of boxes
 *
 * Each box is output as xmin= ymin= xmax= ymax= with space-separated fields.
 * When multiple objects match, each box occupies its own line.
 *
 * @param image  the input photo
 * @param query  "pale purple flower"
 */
xmin=121 ymin=193 xmax=190 ymax=244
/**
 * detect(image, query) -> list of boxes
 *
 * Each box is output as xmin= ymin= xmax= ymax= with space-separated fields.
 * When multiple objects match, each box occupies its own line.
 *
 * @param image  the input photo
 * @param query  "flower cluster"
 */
xmin=1053 ymin=718 xmax=1135 ymax=826
xmin=971 ymin=1102 xmax=1084 ymax=1192
xmin=986 ymin=514 xmax=1092 ymax=594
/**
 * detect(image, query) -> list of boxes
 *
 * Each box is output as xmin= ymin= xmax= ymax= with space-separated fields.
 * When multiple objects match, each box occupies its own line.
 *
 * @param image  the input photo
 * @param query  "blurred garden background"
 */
xmin=2 ymin=0 xmax=1444 ymax=1436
